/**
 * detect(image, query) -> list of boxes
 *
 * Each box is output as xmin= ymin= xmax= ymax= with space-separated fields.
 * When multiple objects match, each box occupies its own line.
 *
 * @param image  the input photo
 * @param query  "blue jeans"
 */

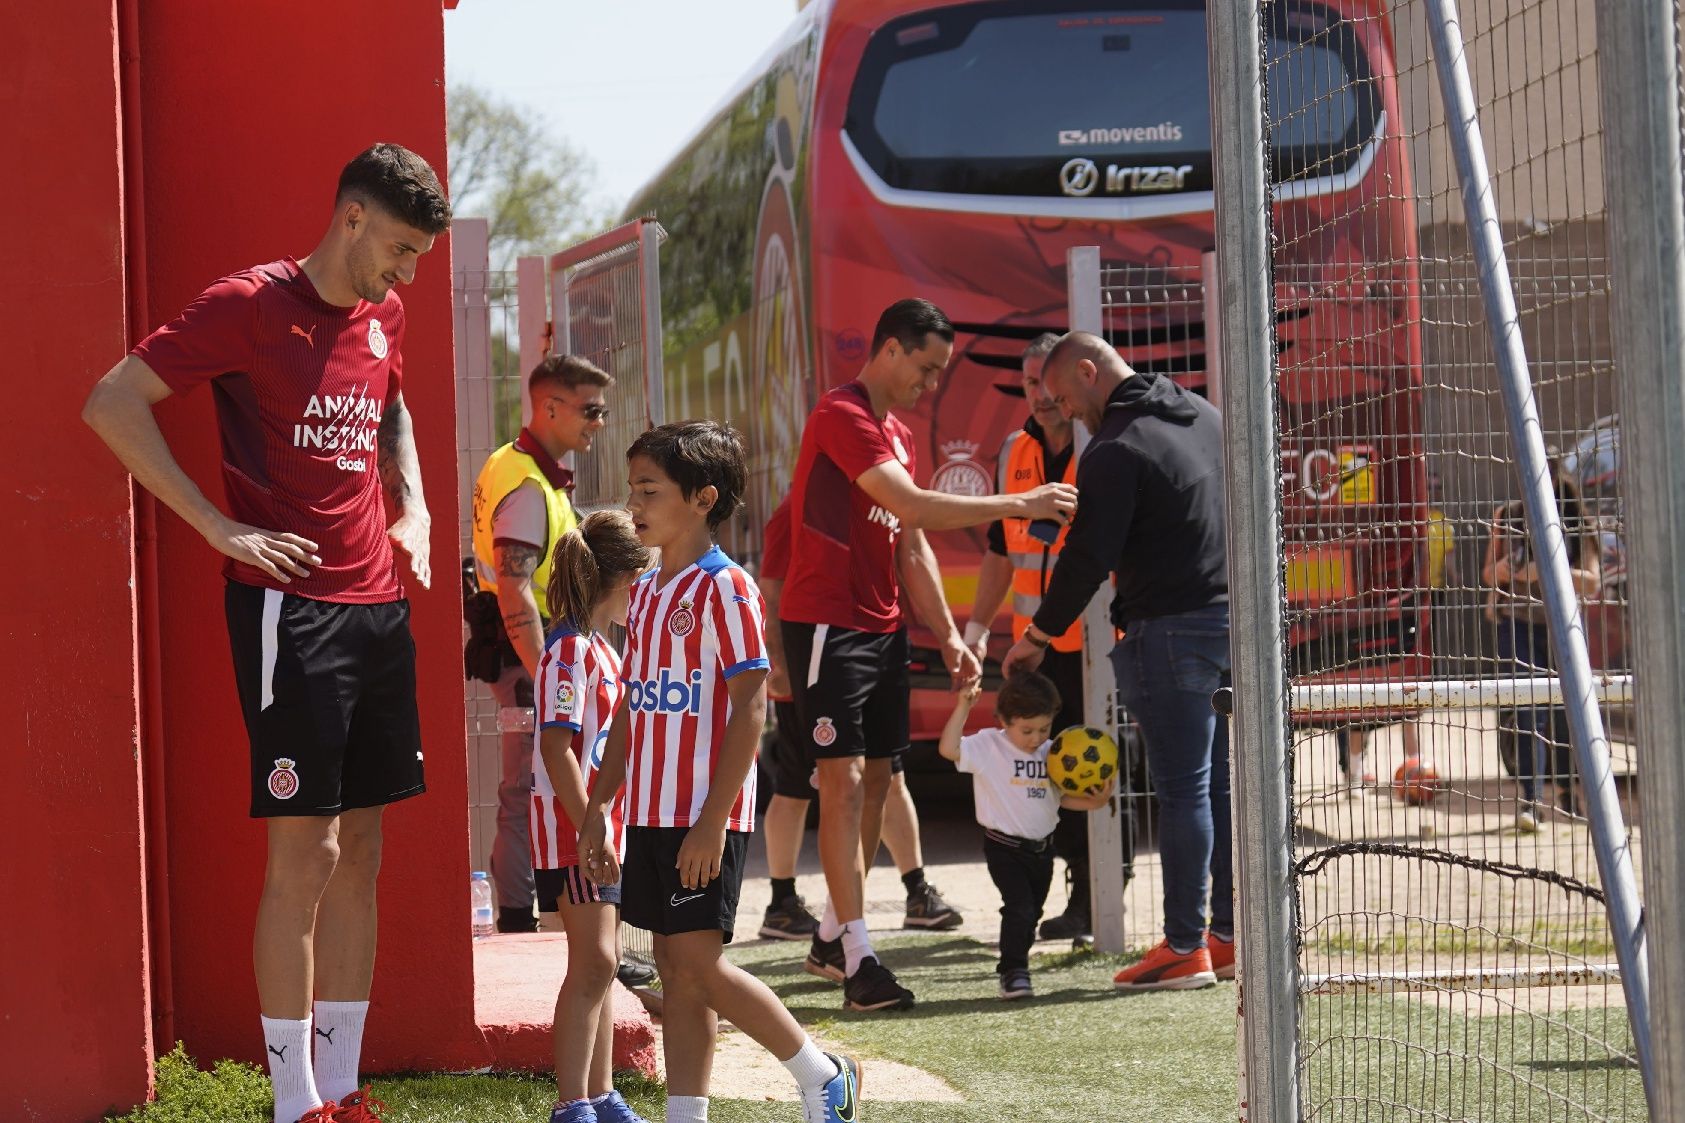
xmin=1495 ymin=616 xmax=1572 ymax=803
xmin=1112 ymin=604 xmax=1233 ymax=951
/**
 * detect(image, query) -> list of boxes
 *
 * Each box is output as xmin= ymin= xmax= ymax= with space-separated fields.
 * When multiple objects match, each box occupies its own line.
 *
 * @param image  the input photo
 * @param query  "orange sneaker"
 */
xmin=1113 ymin=939 xmax=1217 ymax=991
xmin=1208 ymin=933 xmax=1236 ymax=980
xmin=332 ymin=1088 xmax=388 ymax=1122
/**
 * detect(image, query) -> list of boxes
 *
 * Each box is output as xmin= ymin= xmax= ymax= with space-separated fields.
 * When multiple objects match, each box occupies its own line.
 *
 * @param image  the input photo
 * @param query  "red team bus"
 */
xmin=622 ymin=0 xmax=1428 ymax=746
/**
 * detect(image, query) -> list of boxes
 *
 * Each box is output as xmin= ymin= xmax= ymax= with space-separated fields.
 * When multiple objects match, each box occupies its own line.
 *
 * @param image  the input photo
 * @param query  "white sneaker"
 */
xmin=1516 ymin=806 xmax=1541 ymax=833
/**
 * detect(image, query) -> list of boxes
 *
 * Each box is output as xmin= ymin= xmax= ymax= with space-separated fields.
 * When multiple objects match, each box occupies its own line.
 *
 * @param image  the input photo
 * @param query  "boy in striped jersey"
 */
xmin=579 ymin=422 xmax=860 ymax=1123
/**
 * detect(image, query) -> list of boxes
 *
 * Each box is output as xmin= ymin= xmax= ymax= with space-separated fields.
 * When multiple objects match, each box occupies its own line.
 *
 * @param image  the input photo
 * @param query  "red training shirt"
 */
xmin=133 ymin=258 xmax=406 ymax=603
xmin=780 ymin=380 xmax=915 ymax=633
xmin=761 ymin=498 xmax=791 ymax=583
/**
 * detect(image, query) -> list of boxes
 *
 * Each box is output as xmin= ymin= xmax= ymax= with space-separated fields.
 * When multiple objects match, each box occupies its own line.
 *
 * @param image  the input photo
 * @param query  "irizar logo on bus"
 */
xmin=1059 ymin=158 xmax=1194 ymax=197
xmin=627 ymin=669 xmax=704 ymax=714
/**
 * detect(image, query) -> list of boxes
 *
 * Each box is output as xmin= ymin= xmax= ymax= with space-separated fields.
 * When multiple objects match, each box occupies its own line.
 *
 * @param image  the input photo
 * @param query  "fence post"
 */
xmin=1207 ymin=3 xmax=1300 ymax=1120
xmin=516 ymin=254 xmax=548 ymax=431
xmin=1065 ymin=245 xmax=1127 ymax=955
xmin=453 ymin=218 xmax=491 ymax=557
xmin=1596 ymin=1 xmax=1685 ymax=1116
xmin=1424 ymin=0 xmax=1653 ymax=1095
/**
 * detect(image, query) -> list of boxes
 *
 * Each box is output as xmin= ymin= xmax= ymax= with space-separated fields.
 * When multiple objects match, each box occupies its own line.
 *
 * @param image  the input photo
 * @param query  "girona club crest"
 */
xmin=668 ymin=598 xmax=696 ymax=637
xmin=267 ymin=758 xmax=300 ymax=800
xmin=812 ymin=717 xmax=838 ymax=748
xmin=367 ymin=318 xmax=389 ymax=359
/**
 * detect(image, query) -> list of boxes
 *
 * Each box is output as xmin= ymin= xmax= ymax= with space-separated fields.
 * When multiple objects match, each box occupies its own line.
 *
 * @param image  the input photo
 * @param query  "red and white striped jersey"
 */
xmin=530 ymin=624 xmax=626 ymax=869
xmin=622 ymin=546 xmax=769 ymax=831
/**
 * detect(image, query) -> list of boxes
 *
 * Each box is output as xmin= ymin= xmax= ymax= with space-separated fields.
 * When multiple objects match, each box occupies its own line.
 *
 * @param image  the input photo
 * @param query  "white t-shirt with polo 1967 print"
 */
xmin=956 ymin=728 xmax=1060 ymax=840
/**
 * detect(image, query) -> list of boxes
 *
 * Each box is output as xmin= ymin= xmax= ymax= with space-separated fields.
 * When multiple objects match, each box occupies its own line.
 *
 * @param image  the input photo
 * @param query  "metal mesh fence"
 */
xmin=553 ymin=227 xmax=664 ymax=512
xmin=1256 ymin=2 xmax=1643 ymax=1118
xmin=454 ymin=257 xmax=526 ymax=887
xmin=1094 ymin=261 xmax=1210 ymax=952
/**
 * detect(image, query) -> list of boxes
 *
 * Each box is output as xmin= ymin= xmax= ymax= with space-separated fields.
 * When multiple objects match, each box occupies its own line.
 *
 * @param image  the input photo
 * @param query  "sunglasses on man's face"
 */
xmin=548 ymin=397 xmax=610 ymax=422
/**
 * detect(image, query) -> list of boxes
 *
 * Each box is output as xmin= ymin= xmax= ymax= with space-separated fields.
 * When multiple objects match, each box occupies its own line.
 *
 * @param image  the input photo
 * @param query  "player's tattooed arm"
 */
xmin=495 ymin=541 xmax=545 ymax=677
xmin=379 ymin=391 xmax=433 ymax=588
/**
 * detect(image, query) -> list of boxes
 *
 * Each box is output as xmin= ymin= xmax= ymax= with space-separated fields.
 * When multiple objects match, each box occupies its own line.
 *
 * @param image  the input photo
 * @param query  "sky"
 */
xmin=444 ymin=0 xmax=803 ymax=214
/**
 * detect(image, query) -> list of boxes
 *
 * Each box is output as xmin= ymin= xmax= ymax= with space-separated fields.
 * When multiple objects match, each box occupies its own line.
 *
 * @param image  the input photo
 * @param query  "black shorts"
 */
xmin=535 ymin=865 xmax=622 ymax=910
xmin=226 ymin=580 xmax=426 ymax=817
xmin=619 ymin=826 xmax=749 ymax=942
xmin=781 ymin=622 xmax=910 ymax=760
xmin=766 ymin=699 xmax=815 ymax=798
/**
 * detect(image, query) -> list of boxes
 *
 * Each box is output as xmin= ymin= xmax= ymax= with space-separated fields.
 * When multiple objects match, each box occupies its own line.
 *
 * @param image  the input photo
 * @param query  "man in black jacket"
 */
xmin=1003 ymin=331 xmax=1233 ymax=992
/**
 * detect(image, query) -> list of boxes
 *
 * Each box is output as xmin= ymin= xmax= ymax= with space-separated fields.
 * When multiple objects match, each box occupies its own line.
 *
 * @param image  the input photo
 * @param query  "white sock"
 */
xmin=817 ymin=900 xmax=842 ymax=942
xmin=781 ymin=1037 xmax=839 ymax=1091
xmin=840 ymin=920 xmax=875 ymax=976
xmin=666 ymin=1094 xmax=709 ymax=1123
xmin=311 ymin=999 xmax=369 ymax=1103
xmin=262 ymin=1016 xmax=321 ymax=1123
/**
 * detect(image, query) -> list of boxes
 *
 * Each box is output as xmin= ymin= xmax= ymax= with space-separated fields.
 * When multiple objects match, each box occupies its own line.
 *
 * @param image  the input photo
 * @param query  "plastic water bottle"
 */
xmin=471 ymin=871 xmax=495 ymax=938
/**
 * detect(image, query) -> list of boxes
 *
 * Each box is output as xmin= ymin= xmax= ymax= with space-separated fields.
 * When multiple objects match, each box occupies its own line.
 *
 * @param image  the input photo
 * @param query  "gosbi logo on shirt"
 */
xmin=626 ymin=668 xmax=704 ymax=714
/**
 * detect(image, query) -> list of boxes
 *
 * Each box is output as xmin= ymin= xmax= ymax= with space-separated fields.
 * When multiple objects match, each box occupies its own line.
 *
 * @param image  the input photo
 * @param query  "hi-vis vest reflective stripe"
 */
xmin=471 ymin=443 xmax=577 ymax=621
xmin=998 ymin=429 xmax=1083 ymax=654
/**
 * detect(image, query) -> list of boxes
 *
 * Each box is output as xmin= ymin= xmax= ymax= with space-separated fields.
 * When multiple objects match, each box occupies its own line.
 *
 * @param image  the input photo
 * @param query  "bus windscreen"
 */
xmin=845 ymin=2 xmax=1380 ymax=199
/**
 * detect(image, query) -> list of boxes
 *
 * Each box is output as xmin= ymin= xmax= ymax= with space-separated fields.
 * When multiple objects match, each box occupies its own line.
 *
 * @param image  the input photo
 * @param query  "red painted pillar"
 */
xmin=0 ymin=3 xmax=157 ymax=1118
xmin=132 ymin=0 xmax=481 ymax=1072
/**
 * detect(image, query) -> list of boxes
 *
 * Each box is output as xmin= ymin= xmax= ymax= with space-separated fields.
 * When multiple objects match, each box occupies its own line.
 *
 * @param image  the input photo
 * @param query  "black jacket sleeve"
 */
xmin=986 ymin=518 xmax=1007 ymax=557
xmin=1031 ymin=438 xmax=1139 ymax=637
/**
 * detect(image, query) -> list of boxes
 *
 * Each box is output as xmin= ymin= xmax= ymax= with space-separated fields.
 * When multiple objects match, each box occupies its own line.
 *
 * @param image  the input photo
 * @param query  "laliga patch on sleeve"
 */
xmin=555 ymin=681 xmax=576 ymax=717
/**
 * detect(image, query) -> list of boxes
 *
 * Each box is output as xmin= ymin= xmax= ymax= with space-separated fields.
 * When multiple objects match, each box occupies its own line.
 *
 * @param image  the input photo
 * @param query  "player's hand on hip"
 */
xmin=676 ymin=822 xmax=726 ymax=890
xmin=387 ymin=509 xmax=433 ymax=590
xmin=207 ymin=516 xmax=320 ymax=583
xmin=1002 ymin=636 xmax=1046 ymax=677
xmin=942 ymin=637 xmax=982 ymax=691
xmin=1024 ymin=482 xmax=1078 ymax=522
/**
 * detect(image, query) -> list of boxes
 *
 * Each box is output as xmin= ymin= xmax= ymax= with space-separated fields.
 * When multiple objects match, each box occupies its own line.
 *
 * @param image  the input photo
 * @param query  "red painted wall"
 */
xmin=0 ymin=3 xmax=157 ymax=1119
xmin=133 ymin=0 xmax=479 ymax=1073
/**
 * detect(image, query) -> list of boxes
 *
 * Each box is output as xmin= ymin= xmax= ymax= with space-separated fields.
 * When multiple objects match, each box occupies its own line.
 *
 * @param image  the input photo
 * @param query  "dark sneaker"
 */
xmin=804 ymin=934 xmax=846 ymax=984
xmin=616 ymin=960 xmax=657 ymax=989
xmin=497 ymin=906 xmax=538 ymax=933
xmin=760 ymin=893 xmax=821 ymax=941
xmin=903 ymin=882 xmax=962 ymax=930
xmin=999 ymin=968 xmax=1033 ymax=1000
xmin=799 ymin=1053 xmax=862 ymax=1123
xmin=1038 ymin=909 xmax=1091 ymax=941
xmin=843 ymin=955 xmax=915 ymax=1011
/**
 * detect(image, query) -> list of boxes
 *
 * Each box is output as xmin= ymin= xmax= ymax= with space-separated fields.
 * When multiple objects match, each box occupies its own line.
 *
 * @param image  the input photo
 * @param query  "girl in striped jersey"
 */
xmin=580 ymin=423 xmax=860 ymax=1123
xmin=532 ymin=510 xmax=653 ymax=1123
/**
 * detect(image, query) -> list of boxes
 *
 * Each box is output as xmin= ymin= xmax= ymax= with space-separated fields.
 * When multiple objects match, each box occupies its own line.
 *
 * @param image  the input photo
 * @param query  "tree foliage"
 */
xmin=447 ymin=84 xmax=612 ymax=270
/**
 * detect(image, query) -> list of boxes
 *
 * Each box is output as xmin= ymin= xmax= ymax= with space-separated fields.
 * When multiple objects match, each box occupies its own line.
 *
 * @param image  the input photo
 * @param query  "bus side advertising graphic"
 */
xmin=622 ymin=0 xmax=1426 ymax=745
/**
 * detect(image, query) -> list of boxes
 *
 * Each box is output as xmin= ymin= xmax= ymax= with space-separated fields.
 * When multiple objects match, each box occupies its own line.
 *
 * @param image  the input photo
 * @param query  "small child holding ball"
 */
xmin=939 ymin=672 xmax=1114 ymax=999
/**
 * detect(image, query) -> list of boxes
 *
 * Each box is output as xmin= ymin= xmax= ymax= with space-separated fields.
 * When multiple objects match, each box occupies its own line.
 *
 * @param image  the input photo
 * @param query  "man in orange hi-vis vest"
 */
xmin=964 ymin=333 xmax=1095 ymax=941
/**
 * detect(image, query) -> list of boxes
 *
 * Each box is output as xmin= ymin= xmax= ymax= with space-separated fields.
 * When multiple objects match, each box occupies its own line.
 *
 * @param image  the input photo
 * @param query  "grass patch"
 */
xmin=1301 ymin=995 xmax=1645 ymax=1121
xmin=112 ymin=938 xmax=1644 ymax=1123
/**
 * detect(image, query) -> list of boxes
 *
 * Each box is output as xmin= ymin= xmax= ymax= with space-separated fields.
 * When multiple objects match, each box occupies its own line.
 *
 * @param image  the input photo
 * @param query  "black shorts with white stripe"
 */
xmin=536 ymin=864 xmax=623 ymax=908
xmin=225 ymin=579 xmax=426 ymax=817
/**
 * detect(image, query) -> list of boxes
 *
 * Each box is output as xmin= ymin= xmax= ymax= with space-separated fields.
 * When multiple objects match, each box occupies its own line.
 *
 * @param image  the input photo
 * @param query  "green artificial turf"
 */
xmin=111 ymin=936 xmax=1644 ymax=1123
